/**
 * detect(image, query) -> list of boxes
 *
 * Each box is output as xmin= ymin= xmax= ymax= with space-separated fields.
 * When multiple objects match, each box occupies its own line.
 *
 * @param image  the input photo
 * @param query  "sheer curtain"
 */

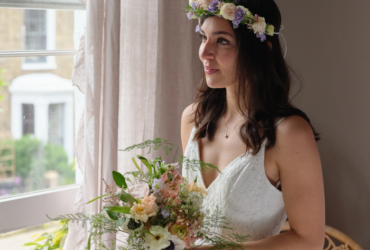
xmin=64 ymin=0 xmax=200 ymax=249
xmin=118 ymin=1 xmax=201 ymax=171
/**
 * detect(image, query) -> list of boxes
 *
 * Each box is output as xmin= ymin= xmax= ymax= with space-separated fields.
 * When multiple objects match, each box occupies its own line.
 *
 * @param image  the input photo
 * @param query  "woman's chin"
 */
xmin=206 ymin=80 xmax=226 ymax=89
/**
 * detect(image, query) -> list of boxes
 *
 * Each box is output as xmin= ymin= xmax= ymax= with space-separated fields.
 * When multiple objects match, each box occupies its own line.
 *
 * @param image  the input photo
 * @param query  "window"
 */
xmin=22 ymin=104 xmax=35 ymax=135
xmin=49 ymin=103 xmax=64 ymax=147
xmin=0 ymin=0 xmax=86 ymax=241
xmin=24 ymin=9 xmax=48 ymax=63
xmin=22 ymin=9 xmax=57 ymax=70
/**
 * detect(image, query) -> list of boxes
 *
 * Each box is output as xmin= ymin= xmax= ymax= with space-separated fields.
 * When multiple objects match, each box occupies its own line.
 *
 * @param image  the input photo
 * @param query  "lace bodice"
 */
xmin=182 ymin=118 xmax=287 ymax=241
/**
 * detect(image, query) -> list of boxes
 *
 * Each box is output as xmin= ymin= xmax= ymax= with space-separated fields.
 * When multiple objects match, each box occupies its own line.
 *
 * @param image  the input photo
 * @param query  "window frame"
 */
xmin=0 ymin=1 xmax=85 ymax=234
xmin=0 ymin=185 xmax=79 ymax=234
xmin=0 ymin=0 xmax=85 ymax=10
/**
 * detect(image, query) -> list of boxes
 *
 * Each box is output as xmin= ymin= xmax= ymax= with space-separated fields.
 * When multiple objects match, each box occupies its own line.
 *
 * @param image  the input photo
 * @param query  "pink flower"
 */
xmin=129 ymin=183 xmax=149 ymax=199
xmin=161 ymin=186 xmax=180 ymax=202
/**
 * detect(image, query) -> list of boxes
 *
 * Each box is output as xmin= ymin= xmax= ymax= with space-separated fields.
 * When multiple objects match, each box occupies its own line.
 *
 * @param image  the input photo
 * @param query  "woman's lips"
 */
xmin=204 ymin=67 xmax=219 ymax=75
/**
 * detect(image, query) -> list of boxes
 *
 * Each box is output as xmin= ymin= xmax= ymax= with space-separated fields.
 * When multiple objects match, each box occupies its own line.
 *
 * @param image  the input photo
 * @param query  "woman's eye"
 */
xmin=199 ymin=34 xmax=206 ymax=41
xmin=218 ymin=38 xmax=229 ymax=45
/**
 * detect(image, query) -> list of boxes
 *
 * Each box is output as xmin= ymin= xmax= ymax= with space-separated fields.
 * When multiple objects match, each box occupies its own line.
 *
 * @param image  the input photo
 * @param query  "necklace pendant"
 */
xmin=225 ymin=134 xmax=229 ymax=139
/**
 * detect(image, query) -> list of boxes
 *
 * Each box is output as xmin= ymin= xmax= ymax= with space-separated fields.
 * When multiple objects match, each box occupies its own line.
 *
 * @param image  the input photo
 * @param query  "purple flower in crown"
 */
xmin=208 ymin=0 xmax=220 ymax=13
xmin=232 ymin=6 xmax=246 ymax=29
xmin=256 ymin=32 xmax=267 ymax=42
xmin=191 ymin=2 xmax=198 ymax=10
xmin=186 ymin=11 xmax=195 ymax=20
xmin=195 ymin=24 xmax=200 ymax=33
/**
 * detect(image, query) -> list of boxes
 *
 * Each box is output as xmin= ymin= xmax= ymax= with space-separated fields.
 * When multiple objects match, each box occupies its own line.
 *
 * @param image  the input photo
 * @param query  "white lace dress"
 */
xmin=182 ymin=118 xmax=287 ymax=241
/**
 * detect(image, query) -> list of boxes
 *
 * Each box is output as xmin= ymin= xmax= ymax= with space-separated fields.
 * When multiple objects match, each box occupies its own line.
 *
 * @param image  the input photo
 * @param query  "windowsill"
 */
xmin=21 ymin=62 xmax=57 ymax=71
xmin=0 ymin=184 xmax=79 ymax=234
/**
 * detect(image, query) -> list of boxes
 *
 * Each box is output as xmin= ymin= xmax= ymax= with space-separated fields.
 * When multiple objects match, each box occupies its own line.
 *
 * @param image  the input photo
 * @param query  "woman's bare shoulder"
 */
xmin=181 ymin=103 xmax=198 ymax=154
xmin=275 ymin=115 xmax=314 ymax=141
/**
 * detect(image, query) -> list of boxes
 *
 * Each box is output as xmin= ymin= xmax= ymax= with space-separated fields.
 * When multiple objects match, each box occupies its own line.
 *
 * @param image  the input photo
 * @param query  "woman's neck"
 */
xmin=224 ymin=84 xmax=246 ymax=123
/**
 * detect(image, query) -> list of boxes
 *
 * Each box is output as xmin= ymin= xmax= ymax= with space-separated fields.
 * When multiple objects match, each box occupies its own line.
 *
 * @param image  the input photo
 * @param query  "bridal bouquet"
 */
xmin=49 ymin=139 xmax=250 ymax=250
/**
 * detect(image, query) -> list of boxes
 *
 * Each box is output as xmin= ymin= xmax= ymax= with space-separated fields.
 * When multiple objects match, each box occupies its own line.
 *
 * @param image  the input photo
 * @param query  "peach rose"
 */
xmin=220 ymin=3 xmax=237 ymax=21
xmin=186 ymin=181 xmax=208 ymax=196
xmin=141 ymin=194 xmax=158 ymax=217
xmin=130 ymin=202 xmax=148 ymax=223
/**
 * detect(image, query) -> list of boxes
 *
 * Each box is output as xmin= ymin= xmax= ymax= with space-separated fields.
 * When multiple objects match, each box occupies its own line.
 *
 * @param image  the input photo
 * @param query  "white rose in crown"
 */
xmin=198 ymin=0 xmax=213 ymax=10
xmin=220 ymin=3 xmax=237 ymax=21
xmin=252 ymin=16 xmax=267 ymax=36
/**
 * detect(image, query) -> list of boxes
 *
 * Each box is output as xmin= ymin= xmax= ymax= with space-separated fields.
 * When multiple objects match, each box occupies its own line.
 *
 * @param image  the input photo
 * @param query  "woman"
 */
xmin=181 ymin=0 xmax=325 ymax=249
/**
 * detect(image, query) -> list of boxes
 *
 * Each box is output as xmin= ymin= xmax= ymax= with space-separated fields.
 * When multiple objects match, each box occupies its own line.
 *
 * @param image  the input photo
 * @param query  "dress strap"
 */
xmin=274 ymin=117 xmax=286 ymax=127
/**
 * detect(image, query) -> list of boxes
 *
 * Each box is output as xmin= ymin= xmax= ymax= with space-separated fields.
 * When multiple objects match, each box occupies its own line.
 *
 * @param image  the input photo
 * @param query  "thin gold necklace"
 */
xmin=224 ymin=117 xmax=245 ymax=139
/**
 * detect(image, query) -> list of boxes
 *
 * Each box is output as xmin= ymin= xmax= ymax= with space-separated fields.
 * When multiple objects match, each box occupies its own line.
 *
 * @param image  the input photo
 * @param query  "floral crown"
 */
xmin=186 ymin=0 xmax=278 ymax=42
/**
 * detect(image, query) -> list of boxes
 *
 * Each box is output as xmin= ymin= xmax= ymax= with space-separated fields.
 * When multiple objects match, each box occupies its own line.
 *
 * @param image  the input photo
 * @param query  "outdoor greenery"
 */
xmin=14 ymin=135 xmax=75 ymax=190
xmin=0 ymin=68 xmax=6 ymax=100
xmin=0 ymin=135 xmax=75 ymax=195
xmin=23 ymin=219 xmax=69 ymax=250
xmin=0 ymin=68 xmax=6 ymax=113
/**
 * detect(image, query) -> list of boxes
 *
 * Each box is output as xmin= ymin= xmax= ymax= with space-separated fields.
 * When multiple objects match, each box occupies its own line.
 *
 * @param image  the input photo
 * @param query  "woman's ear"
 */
xmin=267 ymin=41 xmax=272 ymax=51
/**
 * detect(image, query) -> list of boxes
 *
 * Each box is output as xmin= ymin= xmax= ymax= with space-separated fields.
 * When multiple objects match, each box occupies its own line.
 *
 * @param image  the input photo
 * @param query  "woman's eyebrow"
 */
xmin=199 ymin=28 xmax=233 ymax=37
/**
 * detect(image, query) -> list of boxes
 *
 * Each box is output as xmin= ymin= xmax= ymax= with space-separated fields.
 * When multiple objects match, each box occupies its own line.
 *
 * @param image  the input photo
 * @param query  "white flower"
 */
xmin=189 ymin=0 xmax=198 ymax=5
xmin=266 ymin=24 xmax=275 ymax=36
xmin=128 ymin=183 xmax=149 ymax=199
xmin=220 ymin=3 xmax=237 ymax=21
xmin=252 ymin=16 xmax=267 ymax=36
xmin=167 ymin=162 xmax=180 ymax=169
xmin=144 ymin=226 xmax=172 ymax=250
xmin=172 ymin=235 xmax=186 ymax=250
xmin=198 ymin=0 xmax=213 ymax=10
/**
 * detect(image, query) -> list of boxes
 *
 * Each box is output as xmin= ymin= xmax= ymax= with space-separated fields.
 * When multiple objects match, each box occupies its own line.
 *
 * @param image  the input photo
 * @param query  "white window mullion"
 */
xmin=0 ymin=0 xmax=85 ymax=10
xmin=0 ymin=50 xmax=77 ymax=57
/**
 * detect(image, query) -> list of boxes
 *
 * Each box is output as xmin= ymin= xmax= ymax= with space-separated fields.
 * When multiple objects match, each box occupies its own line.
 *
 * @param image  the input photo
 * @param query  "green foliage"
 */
xmin=179 ymin=155 xmax=220 ymax=173
xmin=14 ymin=135 xmax=41 ymax=180
xmin=0 ymin=68 xmax=6 ymax=101
xmin=120 ymin=138 xmax=179 ymax=162
xmin=112 ymin=170 xmax=127 ymax=189
xmin=43 ymin=144 xmax=75 ymax=185
xmin=24 ymin=219 xmax=69 ymax=250
xmin=13 ymin=135 xmax=75 ymax=189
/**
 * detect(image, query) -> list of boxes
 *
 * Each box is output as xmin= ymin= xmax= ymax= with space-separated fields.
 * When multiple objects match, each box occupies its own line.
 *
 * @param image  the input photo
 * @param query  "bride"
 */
xmin=181 ymin=0 xmax=325 ymax=249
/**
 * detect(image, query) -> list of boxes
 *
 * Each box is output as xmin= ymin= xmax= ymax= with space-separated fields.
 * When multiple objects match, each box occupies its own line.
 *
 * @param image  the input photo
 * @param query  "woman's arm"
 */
xmin=196 ymin=115 xmax=326 ymax=250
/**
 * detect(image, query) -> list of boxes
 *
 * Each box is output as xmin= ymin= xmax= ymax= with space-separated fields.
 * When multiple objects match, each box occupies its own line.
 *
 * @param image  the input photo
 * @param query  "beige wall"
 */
xmin=275 ymin=0 xmax=370 ymax=248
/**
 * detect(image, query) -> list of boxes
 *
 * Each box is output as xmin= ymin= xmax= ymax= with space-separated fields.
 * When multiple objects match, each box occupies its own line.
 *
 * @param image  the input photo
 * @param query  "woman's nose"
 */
xmin=200 ymin=40 xmax=215 ymax=60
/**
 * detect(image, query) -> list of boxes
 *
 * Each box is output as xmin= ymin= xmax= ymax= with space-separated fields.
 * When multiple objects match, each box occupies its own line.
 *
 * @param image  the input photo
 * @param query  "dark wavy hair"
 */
xmin=192 ymin=0 xmax=320 ymax=155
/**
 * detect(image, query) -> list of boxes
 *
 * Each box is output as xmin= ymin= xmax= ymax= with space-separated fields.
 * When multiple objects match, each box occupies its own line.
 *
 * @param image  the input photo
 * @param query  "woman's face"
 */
xmin=199 ymin=16 xmax=238 ymax=89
